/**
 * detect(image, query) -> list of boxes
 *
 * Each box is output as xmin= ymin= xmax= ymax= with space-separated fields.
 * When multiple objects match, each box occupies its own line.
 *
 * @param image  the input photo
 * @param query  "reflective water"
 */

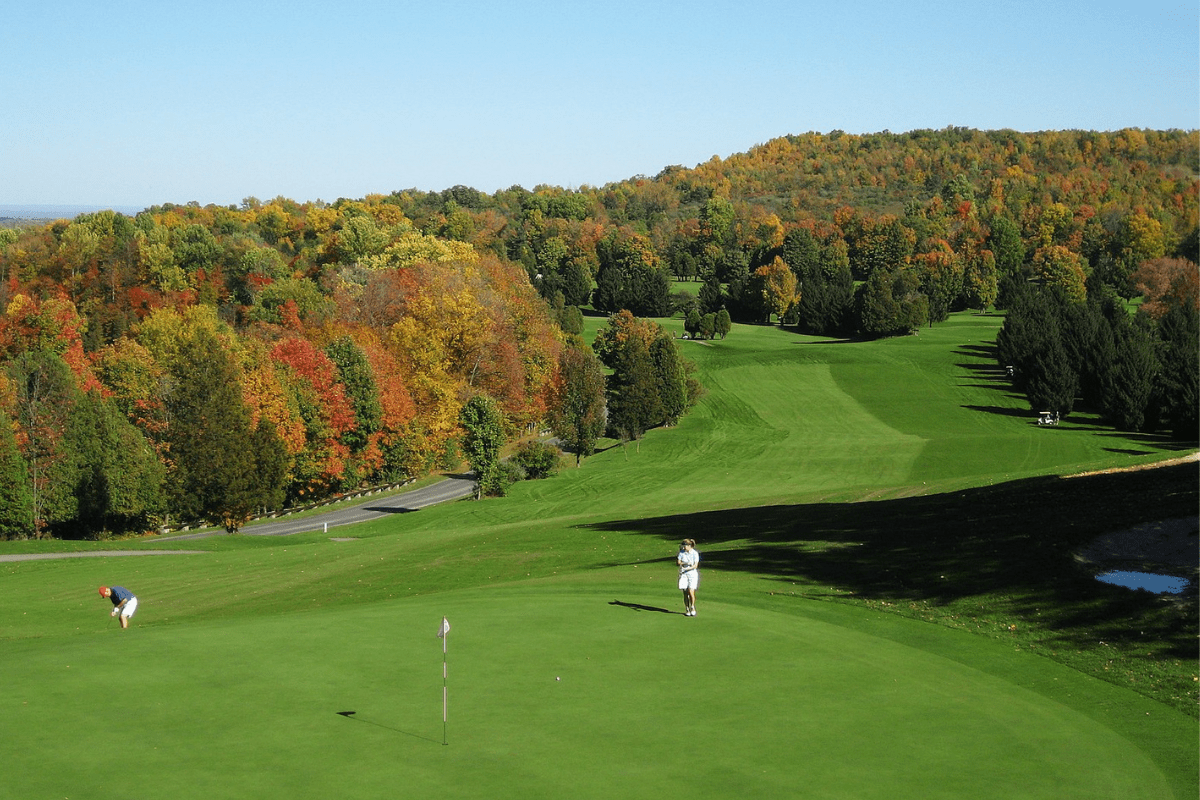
xmin=1095 ymin=570 xmax=1190 ymax=594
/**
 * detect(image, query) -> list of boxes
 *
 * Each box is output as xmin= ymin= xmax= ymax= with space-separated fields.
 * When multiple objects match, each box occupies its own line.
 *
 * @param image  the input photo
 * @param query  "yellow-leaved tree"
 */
xmin=755 ymin=256 xmax=799 ymax=324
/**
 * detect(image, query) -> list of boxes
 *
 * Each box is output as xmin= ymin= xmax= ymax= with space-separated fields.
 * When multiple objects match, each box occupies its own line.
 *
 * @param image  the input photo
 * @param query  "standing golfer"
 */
xmin=677 ymin=539 xmax=699 ymax=616
xmin=99 ymin=585 xmax=138 ymax=629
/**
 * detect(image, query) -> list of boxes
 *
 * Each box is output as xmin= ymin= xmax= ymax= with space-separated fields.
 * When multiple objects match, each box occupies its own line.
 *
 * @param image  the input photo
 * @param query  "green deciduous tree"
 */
xmin=459 ymin=394 xmax=506 ymax=497
xmin=70 ymin=390 xmax=166 ymax=538
xmin=547 ymin=343 xmax=607 ymax=465
xmin=961 ymin=249 xmax=999 ymax=311
xmin=1033 ymin=245 xmax=1088 ymax=304
xmin=326 ymin=336 xmax=382 ymax=453
xmin=592 ymin=229 xmax=671 ymax=317
xmin=0 ymin=409 xmax=32 ymax=539
xmin=856 ymin=268 xmax=928 ymax=337
xmin=8 ymin=349 xmax=77 ymax=537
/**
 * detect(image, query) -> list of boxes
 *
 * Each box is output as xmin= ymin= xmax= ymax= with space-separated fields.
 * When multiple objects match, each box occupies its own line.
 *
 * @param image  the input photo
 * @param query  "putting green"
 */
xmin=0 ymin=580 xmax=1181 ymax=799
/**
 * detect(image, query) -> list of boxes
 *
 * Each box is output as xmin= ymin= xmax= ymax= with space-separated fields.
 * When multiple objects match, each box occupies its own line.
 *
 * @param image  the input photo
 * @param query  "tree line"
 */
xmin=996 ymin=258 xmax=1198 ymax=437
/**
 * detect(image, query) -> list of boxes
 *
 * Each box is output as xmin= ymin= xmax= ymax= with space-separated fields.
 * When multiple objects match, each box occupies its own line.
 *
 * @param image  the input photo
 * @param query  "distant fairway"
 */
xmin=1 ymin=312 xmax=1195 ymax=798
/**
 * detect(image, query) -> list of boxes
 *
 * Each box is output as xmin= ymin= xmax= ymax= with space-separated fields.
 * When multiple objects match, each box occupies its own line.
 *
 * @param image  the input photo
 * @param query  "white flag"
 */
xmin=437 ymin=617 xmax=450 ymax=638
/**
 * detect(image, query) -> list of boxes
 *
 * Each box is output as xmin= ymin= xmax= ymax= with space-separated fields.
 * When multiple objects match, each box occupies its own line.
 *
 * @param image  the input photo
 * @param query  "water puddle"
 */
xmin=1095 ymin=570 xmax=1191 ymax=594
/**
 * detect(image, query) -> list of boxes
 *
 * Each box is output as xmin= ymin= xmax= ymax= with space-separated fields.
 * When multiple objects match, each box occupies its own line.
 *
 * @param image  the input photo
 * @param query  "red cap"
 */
xmin=98 ymin=586 xmax=108 ymax=597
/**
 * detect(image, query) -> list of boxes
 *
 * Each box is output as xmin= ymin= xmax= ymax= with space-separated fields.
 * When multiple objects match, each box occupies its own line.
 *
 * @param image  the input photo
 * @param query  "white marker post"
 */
xmin=437 ymin=616 xmax=450 ymax=745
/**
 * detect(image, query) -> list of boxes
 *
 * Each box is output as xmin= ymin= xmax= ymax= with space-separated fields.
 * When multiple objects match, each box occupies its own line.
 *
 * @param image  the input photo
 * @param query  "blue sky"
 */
xmin=2 ymin=0 xmax=1196 ymax=209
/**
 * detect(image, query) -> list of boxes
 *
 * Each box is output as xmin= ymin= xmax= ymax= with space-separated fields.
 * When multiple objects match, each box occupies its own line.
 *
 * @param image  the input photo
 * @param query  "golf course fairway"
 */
xmin=1 ymin=312 xmax=1195 ymax=798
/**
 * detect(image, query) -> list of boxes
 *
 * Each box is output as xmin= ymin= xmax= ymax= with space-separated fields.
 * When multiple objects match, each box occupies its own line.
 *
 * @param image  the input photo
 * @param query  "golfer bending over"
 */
xmin=99 ymin=586 xmax=138 ymax=629
xmin=677 ymin=539 xmax=700 ymax=616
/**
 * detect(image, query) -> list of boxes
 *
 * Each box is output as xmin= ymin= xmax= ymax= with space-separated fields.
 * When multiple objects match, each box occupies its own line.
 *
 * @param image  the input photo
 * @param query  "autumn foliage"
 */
xmin=0 ymin=126 xmax=1194 ymax=536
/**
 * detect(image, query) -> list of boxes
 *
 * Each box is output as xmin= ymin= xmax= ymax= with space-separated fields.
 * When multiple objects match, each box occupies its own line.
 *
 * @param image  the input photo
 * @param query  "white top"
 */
xmin=678 ymin=547 xmax=699 ymax=575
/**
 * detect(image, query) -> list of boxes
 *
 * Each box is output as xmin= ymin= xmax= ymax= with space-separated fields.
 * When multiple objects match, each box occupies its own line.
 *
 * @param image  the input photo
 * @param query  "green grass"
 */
xmin=1 ymin=312 xmax=1195 ymax=799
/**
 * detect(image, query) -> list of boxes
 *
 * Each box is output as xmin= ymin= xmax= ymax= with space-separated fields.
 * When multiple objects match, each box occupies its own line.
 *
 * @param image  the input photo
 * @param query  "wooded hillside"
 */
xmin=0 ymin=127 xmax=1194 ymax=539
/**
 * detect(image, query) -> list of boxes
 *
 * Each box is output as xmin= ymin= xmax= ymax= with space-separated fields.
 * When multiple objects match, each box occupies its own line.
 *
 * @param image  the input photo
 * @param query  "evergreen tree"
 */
xmin=250 ymin=419 xmax=289 ymax=513
xmin=165 ymin=327 xmax=264 ymax=532
xmin=1008 ymin=295 xmax=1078 ymax=416
xmin=1059 ymin=298 xmax=1113 ymax=408
xmin=1156 ymin=300 xmax=1200 ymax=440
xmin=794 ymin=238 xmax=854 ymax=336
xmin=698 ymin=274 xmax=724 ymax=315
xmin=606 ymin=335 xmax=660 ymax=449
xmin=1024 ymin=329 xmax=1078 ymax=416
xmin=1098 ymin=314 xmax=1159 ymax=431
xmin=650 ymin=334 xmax=688 ymax=426
xmin=714 ymin=309 xmax=732 ymax=339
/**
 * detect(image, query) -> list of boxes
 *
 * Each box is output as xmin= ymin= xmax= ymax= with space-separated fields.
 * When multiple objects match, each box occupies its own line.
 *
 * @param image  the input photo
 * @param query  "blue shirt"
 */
xmin=109 ymin=586 xmax=135 ymax=607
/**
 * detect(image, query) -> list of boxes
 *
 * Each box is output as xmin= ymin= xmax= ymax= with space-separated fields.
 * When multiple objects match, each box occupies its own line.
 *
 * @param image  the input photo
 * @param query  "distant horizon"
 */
xmin=4 ymin=121 xmax=1198 ymax=218
xmin=0 ymin=203 xmax=146 ymax=220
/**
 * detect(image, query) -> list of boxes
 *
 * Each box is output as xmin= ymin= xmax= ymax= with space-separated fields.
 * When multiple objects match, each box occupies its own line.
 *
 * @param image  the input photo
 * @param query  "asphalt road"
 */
xmin=0 ymin=474 xmax=477 ymax=561
xmin=161 ymin=473 xmax=477 ymax=541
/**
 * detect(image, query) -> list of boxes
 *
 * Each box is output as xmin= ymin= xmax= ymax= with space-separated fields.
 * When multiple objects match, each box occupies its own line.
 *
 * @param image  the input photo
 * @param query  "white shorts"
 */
xmin=118 ymin=597 xmax=138 ymax=618
xmin=678 ymin=570 xmax=698 ymax=591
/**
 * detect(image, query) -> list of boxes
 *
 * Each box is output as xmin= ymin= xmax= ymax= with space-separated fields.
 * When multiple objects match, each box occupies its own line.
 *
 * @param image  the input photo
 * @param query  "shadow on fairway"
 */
xmin=583 ymin=463 xmax=1199 ymax=659
xmin=609 ymin=600 xmax=678 ymax=614
xmin=335 ymin=712 xmax=442 ymax=744
xmin=962 ymin=404 xmax=1034 ymax=418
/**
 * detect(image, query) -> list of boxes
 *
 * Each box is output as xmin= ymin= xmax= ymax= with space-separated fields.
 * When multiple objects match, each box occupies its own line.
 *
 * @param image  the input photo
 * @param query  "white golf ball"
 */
xmin=556 ymin=676 xmax=560 ymax=681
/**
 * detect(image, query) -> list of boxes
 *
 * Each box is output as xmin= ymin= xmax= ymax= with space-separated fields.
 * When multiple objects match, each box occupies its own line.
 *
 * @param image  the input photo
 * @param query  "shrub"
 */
xmin=483 ymin=460 xmax=525 ymax=497
xmin=512 ymin=440 xmax=561 ymax=479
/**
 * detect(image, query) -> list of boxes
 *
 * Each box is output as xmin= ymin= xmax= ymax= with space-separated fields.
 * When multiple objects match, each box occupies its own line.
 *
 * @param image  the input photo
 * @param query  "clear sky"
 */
xmin=3 ymin=0 xmax=1196 ymax=209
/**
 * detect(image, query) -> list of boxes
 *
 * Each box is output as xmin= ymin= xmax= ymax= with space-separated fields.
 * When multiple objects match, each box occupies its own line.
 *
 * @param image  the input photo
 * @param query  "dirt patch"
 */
xmin=1062 ymin=451 xmax=1199 ymax=479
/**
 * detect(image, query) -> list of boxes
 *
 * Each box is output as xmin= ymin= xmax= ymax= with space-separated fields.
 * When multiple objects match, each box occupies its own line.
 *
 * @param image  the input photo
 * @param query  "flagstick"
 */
xmin=442 ymin=617 xmax=448 ymax=746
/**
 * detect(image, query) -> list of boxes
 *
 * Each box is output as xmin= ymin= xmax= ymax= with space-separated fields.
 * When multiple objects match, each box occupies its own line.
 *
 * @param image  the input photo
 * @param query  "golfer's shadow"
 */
xmin=335 ymin=712 xmax=442 ymax=744
xmin=609 ymin=600 xmax=679 ymax=614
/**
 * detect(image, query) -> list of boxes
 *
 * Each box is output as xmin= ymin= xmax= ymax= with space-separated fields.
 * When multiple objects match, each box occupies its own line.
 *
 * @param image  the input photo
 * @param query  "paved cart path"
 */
xmin=162 ymin=472 xmax=477 ymax=541
xmin=0 ymin=473 xmax=477 ymax=561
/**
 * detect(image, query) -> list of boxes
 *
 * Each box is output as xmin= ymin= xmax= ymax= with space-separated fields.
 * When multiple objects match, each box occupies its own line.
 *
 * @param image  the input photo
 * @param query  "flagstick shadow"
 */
xmin=609 ymin=599 xmax=679 ymax=614
xmin=335 ymin=712 xmax=443 ymax=745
